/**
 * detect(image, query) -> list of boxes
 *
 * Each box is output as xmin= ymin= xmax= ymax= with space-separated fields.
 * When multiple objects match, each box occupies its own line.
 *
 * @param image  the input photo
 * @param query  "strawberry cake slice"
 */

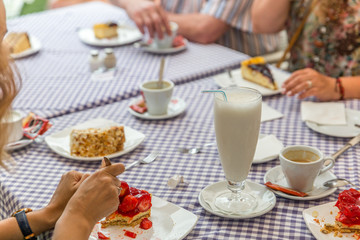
xmin=334 ymin=188 xmax=360 ymax=231
xmin=101 ymin=181 xmax=152 ymax=228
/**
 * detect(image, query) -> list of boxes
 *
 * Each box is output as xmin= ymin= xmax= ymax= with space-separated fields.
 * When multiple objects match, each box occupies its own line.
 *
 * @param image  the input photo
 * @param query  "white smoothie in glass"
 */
xmin=214 ymin=88 xmax=262 ymax=182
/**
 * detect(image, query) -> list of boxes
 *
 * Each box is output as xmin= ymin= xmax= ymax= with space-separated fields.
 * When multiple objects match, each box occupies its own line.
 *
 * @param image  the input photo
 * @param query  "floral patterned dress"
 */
xmin=287 ymin=0 xmax=360 ymax=77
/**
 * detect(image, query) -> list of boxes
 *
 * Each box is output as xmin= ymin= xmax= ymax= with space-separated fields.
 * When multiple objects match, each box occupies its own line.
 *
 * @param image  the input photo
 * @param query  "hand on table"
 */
xmin=123 ymin=0 xmax=171 ymax=39
xmin=281 ymin=68 xmax=339 ymax=101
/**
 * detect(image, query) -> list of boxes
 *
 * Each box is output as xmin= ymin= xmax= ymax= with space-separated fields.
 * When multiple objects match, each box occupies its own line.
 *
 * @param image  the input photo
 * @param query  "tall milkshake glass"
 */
xmin=213 ymin=87 xmax=262 ymax=213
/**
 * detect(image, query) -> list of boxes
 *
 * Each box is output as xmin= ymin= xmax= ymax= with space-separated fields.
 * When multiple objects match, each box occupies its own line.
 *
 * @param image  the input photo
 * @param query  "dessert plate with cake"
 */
xmin=128 ymin=97 xmax=186 ymax=120
xmin=214 ymin=57 xmax=290 ymax=96
xmin=89 ymin=181 xmax=198 ymax=240
xmin=78 ymin=22 xmax=142 ymax=47
xmin=305 ymin=108 xmax=360 ymax=138
xmin=198 ymin=180 xmax=276 ymax=219
xmin=4 ymin=32 xmax=41 ymax=59
xmin=303 ymin=189 xmax=360 ymax=240
xmin=264 ymin=166 xmax=337 ymax=200
xmin=45 ymin=118 xmax=145 ymax=161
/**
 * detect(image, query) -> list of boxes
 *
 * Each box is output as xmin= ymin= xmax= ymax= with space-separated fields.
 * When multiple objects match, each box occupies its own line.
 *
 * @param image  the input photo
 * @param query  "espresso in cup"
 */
xmin=142 ymin=81 xmax=172 ymax=90
xmin=279 ymin=145 xmax=334 ymax=192
xmin=282 ymin=150 xmax=320 ymax=163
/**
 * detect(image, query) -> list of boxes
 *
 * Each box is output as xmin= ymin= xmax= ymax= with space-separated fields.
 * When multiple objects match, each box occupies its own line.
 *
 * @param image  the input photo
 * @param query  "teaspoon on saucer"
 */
xmin=323 ymin=178 xmax=360 ymax=189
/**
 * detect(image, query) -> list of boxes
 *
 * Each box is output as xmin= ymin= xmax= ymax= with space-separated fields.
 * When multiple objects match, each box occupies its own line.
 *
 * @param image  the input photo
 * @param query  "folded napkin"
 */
xmin=301 ymin=101 xmax=346 ymax=125
xmin=261 ymin=103 xmax=283 ymax=122
xmin=253 ymin=134 xmax=284 ymax=164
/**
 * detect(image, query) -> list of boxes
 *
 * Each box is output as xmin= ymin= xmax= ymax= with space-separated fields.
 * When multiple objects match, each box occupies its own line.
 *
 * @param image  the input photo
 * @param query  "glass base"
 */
xmin=214 ymin=181 xmax=258 ymax=214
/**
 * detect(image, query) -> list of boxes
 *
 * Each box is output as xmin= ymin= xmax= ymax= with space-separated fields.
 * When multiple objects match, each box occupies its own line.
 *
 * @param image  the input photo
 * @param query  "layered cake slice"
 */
xmin=101 ymin=181 xmax=152 ymax=229
xmin=93 ymin=22 xmax=118 ymax=39
xmin=241 ymin=57 xmax=278 ymax=90
xmin=70 ymin=126 xmax=125 ymax=157
xmin=321 ymin=188 xmax=360 ymax=234
xmin=4 ymin=32 xmax=31 ymax=54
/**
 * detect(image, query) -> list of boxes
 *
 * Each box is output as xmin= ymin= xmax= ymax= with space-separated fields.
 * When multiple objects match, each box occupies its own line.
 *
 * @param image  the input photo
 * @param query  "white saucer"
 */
xmin=128 ymin=97 xmax=186 ymax=120
xmin=264 ymin=166 xmax=337 ymax=200
xmin=305 ymin=108 xmax=360 ymax=138
xmin=5 ymin=139 xmax=33 ymax=151
xmin=198 ymin=180 xmax=276 ymax=219
xmin=214 ymin=67 xmax=289 ymax=96
xmin=78 ymin=26 xmax=142 ymax=47
xmin=11 ymin=35 xmax=41 ymax=59
xmin=134 ymin=39 xmax=188 ymax=54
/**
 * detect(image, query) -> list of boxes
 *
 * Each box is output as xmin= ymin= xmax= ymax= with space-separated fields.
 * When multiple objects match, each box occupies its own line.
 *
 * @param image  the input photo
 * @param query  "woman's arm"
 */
xmin=0 ymin=171 xmax=87 ymax=240
xmin=251 ymin=0 xmax=289 ymax=33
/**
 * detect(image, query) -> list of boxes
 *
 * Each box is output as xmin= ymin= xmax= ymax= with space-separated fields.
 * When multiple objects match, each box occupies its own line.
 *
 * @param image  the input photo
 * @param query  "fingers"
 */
xmin=102 ymin=163 xmax=125 ymax=177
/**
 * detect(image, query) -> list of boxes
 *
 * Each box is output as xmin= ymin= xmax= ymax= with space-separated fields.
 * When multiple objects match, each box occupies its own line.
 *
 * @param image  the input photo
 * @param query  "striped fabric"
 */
xmin=162 ymin=0 xmax=280 ymax=56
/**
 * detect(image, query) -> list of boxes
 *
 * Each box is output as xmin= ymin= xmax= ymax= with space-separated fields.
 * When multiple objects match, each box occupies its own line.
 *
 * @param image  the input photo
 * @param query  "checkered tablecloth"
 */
xmin=1 ymin=77 xmax=359 ymax=239
xmin=9 ymin=2 xmax=247 ymax=118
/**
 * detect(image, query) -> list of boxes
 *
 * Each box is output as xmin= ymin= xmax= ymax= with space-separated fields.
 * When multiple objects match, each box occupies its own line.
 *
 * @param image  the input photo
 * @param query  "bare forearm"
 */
xmin=0 ymin=208 xmax=57 ymax=240
xmin=251 ymin=0 xmax=289 ymax=33
xmin=168 ymin=13 xmax=229 ymax=44
xmin=341 ymin=76 xmax=360 ymax=99
xmin=53 ymin=211 xmax=94 ymax=240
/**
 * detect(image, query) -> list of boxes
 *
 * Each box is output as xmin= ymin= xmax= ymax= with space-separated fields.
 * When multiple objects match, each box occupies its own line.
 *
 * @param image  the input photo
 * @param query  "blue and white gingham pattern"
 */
xmin=2 ymin=77 xmax=359 ymax=239
xmin=9 ymin=2 xmax=247 ymax=119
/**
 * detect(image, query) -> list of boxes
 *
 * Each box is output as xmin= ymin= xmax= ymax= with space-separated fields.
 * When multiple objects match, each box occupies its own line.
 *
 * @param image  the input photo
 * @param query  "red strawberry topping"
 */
xmin=124 ymin=230 xmax=137 ymax=238
xmin=118 ymin=195 xmax=138 ymax=213
xmin=119 ymin=181 xmax=130 ymax=198
xmin=97 ymin=232 xmax=110 ymax=239
xmin=140 ymin=218 xmax=153 ymax=230
xmin=135 ymin=192 xmax=152 ymax=212
xmin=129 ymin=187 xmax=141 ymax=196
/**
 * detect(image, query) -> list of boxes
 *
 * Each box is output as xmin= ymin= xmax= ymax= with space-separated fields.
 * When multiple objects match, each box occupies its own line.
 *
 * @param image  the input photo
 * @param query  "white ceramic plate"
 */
xmin=253 ymin=134 xmax=284 ymax=164
xmin=214 ymin=68 xmax=289 ymax=96
xmin=303 ymin=201 xmax=357 ymax=240
xmin=11 ymin=35 xmax=41 ymax=59
xmin=198 ymin=180 xmax=276 ymax=219
xmin=78 ymin=26 xmax=142 ymax=47
xmin=45 ymin=118 xmax=145 ymax=161
xmin=305 ymin=108 xmax=360 ymax=138
xmin=5 ymin=139 xmax=33 ymax=152
xmin=128 ymin=97 xmax=186 ymax=120
xmin=89 ymin=196 xmax=198 ymax=240
xmin=264 ymin=166 xmax=337 ymax=200
xmin=134 ymin=39 xmax=188 ymax=54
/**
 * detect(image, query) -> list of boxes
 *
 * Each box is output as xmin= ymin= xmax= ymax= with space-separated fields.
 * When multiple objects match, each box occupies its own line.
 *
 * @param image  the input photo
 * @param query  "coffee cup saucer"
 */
xmin=198 ymin=180 xmax=276 ymax=219
xmin=134 ymin=39 xmax=188 ymax=54
xmin=128 ymin=97 xmax=186 ymax=120
xmin=264 ymin=166 xmax=337 ymax=201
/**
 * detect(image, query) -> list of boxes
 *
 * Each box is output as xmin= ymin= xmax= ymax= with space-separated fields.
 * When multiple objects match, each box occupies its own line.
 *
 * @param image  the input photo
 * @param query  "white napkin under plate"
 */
xmin=261 ymin=103 xmax=283 ymax=122
xmin=253 ymin=134 xmax=284 ymax=164
xmin=301 ymin=101 xmax=346 ymax=125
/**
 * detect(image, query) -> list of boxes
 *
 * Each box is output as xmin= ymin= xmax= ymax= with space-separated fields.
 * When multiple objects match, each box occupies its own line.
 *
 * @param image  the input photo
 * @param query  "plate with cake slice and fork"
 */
xmin=214 ymin=57 xmax=290 ymax=96
xmin=4 ymin=32 xmax=42 ymax=59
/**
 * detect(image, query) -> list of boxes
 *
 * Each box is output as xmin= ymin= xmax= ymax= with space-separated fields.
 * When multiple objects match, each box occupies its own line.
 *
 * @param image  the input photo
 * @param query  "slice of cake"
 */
xmin=321 ymin=188 xmax=360 ymax=234
xmin=101 ymin=181 xmax=152 ymax=228
xmin=4 ymin=32 xmax=31 ymax=54
xmin=93 ymin=22 xmax=118 ymax=39
xmin=70 ymin=126 xmax=125 ymax=157
xmin=241 ymin=57 xmax=278 ymax=90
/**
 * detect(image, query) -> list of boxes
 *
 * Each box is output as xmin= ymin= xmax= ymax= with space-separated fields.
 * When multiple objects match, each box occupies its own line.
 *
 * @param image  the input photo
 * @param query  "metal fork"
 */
xmin=125 ymin=151 xmax=160 ymax=170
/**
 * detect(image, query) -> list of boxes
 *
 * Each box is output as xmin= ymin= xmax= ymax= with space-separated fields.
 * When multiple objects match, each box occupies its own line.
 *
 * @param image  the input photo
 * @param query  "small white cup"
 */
xmin=140 ymin=80 xmax=174 ymax=115
xmin=3 ymin=110 xmax=24 ymax=143
xmin=279 ymin=145 xmax=334 ymax=192
xmin=151 ymin=21 xmax=178 ymax=49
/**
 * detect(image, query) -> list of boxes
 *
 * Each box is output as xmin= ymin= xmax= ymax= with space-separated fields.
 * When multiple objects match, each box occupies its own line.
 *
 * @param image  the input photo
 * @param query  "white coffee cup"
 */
xmin=279 ymin=145 xmax=334 ymax=192
xmin=151 ymin=21 xmax=178 ymax=49
xmin=2 ymin=110 xmax=24 ymax=143
xmin=140 ymin=80 xmax=174 ymax=115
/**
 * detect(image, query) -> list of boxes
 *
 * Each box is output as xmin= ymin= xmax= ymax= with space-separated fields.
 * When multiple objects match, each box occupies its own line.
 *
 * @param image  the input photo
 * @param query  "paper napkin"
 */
xmin=301 ymin=101 xmax=346 ymax=125
xmin=253 ymin=135 xmax=284 ymax=164
xmin=261 ymin=103 xmax=283 ymax=122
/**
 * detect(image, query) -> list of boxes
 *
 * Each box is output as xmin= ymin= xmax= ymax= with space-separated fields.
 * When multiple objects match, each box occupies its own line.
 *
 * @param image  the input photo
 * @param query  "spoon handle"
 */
xmin=332 ymin=143 xmax=351 ymax=161
xmin=158 ymin=57 xmax=165 ymax=88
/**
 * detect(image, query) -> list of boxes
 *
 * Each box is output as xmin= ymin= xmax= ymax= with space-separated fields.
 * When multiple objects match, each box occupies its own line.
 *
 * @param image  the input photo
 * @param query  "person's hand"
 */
xmin=281 ymin=68 xmax=340 ymax=101
xmin=61 ymin=163 xmax=125 ymax=225
xmin=123 ymin=0 xmax=171 ymax=39
xmin=44 ymin=171 xmax=88 ymax=227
